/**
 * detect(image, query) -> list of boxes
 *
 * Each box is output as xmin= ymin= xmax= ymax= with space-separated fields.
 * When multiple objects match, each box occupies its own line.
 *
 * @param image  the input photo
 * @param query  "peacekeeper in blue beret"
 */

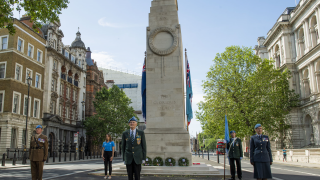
xmin=121 ymin=116 xmax=146 ymax=180
xmin=29 ymin=125 xmax=48 ymax=180
xmin=227 ymin=130 xmax=243 ymax=180
xmin=250 ymin=124 xmax=273 ymax=180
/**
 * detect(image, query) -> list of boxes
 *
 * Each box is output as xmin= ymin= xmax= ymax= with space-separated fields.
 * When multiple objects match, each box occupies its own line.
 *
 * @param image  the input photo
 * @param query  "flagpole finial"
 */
xmin=145 ymin=51 xmax=146 ymax=57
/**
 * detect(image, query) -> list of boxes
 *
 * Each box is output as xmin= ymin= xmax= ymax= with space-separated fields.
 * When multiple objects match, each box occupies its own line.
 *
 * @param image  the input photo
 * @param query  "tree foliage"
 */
xmin=1 ymin=0 xmax=69 ymax=35
xmin=196 ymin=46 xmax=299 ymax=140
xmin=84 ymin=86 xmax=137 ymax=146
xmin=198 ymin=132 xmax=217 ymax=151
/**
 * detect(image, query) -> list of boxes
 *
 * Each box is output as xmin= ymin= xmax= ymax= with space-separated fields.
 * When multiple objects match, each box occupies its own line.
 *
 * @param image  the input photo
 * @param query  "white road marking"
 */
xmin=242 ymin=169 xmax=284 ymax=180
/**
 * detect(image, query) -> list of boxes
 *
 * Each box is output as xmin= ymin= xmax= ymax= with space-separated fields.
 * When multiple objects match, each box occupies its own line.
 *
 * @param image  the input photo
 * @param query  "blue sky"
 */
xmin=15 ymin=0 xmax=298 ymax=137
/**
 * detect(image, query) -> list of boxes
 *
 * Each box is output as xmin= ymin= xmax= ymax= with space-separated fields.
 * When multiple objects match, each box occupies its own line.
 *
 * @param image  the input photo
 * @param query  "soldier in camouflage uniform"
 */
xmin=29 ymin=125 xmax=48 ymax=180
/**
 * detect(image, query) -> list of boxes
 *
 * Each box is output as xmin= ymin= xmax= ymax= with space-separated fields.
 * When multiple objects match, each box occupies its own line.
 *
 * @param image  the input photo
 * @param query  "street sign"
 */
xmin=74 ymin=133 xmax=78 ymax=143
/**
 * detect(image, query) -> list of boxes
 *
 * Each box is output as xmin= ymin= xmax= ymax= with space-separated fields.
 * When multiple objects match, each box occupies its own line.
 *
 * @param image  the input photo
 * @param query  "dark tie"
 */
xmin=131 ymin=131 xmax=135 ymax=144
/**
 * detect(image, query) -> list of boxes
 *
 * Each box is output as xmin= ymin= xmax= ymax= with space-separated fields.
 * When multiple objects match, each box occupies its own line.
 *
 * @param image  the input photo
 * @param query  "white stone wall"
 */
xmin=255 ymin=0 xmax=320 ymax=148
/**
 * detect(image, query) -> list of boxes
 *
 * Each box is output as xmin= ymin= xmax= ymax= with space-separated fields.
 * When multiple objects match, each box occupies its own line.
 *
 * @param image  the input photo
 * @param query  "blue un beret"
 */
xmin=255 ymin=124 xmax=262 ymax=129
xmin=230 ymin=130 xmax=236 ymax=134
xmin=128 ymin=116 xmax=137 ymax=123
xmin=36 ymin=125 xmax=42 ymax=129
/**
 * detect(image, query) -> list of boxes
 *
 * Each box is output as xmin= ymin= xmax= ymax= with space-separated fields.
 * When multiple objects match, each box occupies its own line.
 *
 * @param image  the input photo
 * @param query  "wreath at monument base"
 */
xmin=143 ymin=157 xmax=153 ymax=166
xmin=165 ymin=157 xmax=176 ymax=166
xmin=178 ymin=157 xmax=189 ymax=166
xmin=152 ymin=156 xmax=164 ymax=166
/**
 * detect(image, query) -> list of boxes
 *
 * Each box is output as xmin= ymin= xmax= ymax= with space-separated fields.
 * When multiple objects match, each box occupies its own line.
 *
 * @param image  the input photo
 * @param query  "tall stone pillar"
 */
xmin=144 ymin=0 xmax=192 ymax=163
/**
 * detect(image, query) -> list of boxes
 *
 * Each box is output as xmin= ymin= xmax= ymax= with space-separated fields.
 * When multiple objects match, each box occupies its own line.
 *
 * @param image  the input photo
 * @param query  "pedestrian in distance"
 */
xmin=250 ymin=124 xmax=273 ymax=180
xmin=227 ymin=130 xmax=243 ymax=180
xmin=29 ymin=125 xmax=48 ymax=180
xmin=102 ymin=134 xmax=115 ymax=179
xmin=283 ymin=148 xmax=287 ymax=162
xmin=121 ymin=116 xmax=146 ymax=180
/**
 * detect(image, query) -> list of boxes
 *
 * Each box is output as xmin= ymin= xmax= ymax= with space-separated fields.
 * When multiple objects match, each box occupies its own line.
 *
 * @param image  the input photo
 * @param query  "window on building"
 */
xmin=66 ymin=107 xmax=69 ymax=119
xmin=27 ymin=44 xmax=34 ymax=58
xmin=17 ymin=38 xmax=24 ymax=52
xmin=22 ymin=129 xmax=26 ymax=146
xmin=78 ymin=60 xmax=81 ymax=67
xmin=65 ymin=51 xmax=69 ymax=58
xmin=23 ymin=96 xmax=31 ymax=116
xmin=12 ymin=93 xmax=20 ymax=114
xmin=37 ymin=50 xmax=42 ymax=62
xmin=10 ymin=128 xmax=17 ymax=148
xmin=71 ymin=56 xmax=75 ymax=63
xmin=51 ymin=79 xmax=56 ymax=92
xmin=15 ymin=63 xmax=22 ymax=81
xmin=33 ymin=100 xmax=39 ymax=118
xmin=66 ymin=87 xmax=69 ymax=98
xmin=59 ymin=104 xmax=62 ymax=116
xmin=1 ymin=36 xmax=8 ymax=49
xmin=0 ymin=92 xmax=4 ymax=113
xmin=0 ymin=62 xmax=6 ymax=78
xmin=35 ymin=73 xmax=41 ymax=88
xmin=50 ymin=101 xmax=55 ymax=114
xmin=60 ymin=84 xmax=63 ymax=95
xmin=25 ymin=69 xmax=32 ymax=85
xmin=82 ymin=60 xmax=84 ymax=69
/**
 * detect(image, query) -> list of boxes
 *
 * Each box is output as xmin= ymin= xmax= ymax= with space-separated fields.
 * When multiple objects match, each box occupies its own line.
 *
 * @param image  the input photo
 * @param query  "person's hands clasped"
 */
xmin=110 ymin=156 xmax=113 ymax=161
xmin=102 ymin=156 xmax=105 ymax=161
xmin=251 ymin=162 xmax=254 ymax=166
xmin=270 ymin=162 xmax=273 ymax=165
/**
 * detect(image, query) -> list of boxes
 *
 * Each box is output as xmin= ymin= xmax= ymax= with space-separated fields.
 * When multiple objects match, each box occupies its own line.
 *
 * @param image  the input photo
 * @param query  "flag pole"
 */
xmin=224 ymin=111 xmax=227 ymax=180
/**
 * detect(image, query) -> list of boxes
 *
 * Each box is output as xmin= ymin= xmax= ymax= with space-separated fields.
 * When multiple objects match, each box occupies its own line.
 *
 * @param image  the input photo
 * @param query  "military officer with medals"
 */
xmin=227 ymin=130 xmax=243 ymax=180
xmin=250 ymin=124 xmax=273 ymax=180
xmin=29 ymin=125 xmax=48 ymax=180
xmin=121 ymin=117 xmax=146 ymax=180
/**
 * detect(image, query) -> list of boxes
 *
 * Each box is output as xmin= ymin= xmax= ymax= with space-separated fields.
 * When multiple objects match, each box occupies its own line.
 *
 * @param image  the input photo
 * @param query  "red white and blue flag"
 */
xmin=186 ymin=53 xmax=193 ymax=126
xmin=141 ymin=59 xmax=146 ymax=123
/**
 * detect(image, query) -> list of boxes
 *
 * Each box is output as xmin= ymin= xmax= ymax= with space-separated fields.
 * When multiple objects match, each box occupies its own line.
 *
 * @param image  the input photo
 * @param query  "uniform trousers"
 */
xmin=104 ymin=151 xmax=113 ymax=175
xmin=230 ymin=158 xmax=242 ymax=179
xmin=31 ymin=161 xmax=44 ymax=180
xmin=126 ymin=160 xmax=141 ymax=180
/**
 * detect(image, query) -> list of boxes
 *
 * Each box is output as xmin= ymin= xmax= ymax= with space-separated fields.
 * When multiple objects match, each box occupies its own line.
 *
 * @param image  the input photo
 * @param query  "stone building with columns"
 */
xmin=41 ymin=22 xmax=87 ymax=156
xmin=255 ymin=0 xmax=320 ymax=149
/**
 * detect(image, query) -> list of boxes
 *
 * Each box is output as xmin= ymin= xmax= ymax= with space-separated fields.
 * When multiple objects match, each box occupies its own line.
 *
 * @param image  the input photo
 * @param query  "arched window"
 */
xmin=310 ymin=16 xmax=318 ymax=47
xmin=299 ymin=28 xmax=305 ymax=56
xmin=275 ymin=45 xmax=281 ymax=68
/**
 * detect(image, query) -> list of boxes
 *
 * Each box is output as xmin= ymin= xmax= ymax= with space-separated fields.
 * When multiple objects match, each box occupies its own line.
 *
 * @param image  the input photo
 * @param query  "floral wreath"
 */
xmin=143 ymin=156 xmax=152 ymax=166
xmin=165 ymin=157 xmax=176 ymax=166
xmin=152 ymin=156 xmax=163 ymax=166
xmin=178 ymin=157 xmax=189 ymax=166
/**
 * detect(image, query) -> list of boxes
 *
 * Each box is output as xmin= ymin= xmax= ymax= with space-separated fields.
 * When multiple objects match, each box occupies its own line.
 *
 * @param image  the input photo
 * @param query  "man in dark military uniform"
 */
xmin=29 ymin=125 xmax=48 ymax=180
xmin=121 ymin=117 xmax=146 ymax=180
xmin=227 ymin=130 xmax=243 ymax=180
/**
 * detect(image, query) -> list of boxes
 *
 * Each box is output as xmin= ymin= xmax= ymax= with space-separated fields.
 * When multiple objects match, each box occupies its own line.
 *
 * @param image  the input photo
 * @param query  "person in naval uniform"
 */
xmin=121 ymin=117 xmax=146 ymax=180
xmin=250 ymin=124 xmax=273 ymax=180
xmin=29 ymin=125 xmax=48 ymax=180
xmin=227 ymin=130 xmax=243 ymax=180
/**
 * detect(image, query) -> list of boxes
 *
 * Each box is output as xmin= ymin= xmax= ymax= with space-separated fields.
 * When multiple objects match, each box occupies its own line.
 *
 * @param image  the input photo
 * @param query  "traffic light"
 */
xmin=201 ymin=146 xmax=203 ymax=148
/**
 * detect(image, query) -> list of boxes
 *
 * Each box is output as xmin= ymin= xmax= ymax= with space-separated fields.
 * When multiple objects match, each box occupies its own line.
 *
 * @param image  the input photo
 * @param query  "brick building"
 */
xmin=0 ymin=16 xmax=46 ymax=155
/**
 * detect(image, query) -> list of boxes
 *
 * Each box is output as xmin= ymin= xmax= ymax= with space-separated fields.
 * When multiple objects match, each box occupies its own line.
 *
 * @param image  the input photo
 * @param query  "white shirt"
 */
xmin=130 ymin=129 xmax=136 ymax=139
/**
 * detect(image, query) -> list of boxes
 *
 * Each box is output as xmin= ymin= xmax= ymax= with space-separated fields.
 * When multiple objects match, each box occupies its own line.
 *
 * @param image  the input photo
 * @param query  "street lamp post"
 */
xmin=81 ymin=100 xmax=85 ymax=159
xmin=22 ymin=76 xmax=32 ymax=164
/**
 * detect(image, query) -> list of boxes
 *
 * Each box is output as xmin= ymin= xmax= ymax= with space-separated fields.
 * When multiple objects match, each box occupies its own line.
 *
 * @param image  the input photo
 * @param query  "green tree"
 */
xmin=84 ymin=86 xmax=137 ymax=146
xmin=196 ymin=46 xmax=299 ymax=146
xmin=1 ymin=0 xmax=69 ymax=35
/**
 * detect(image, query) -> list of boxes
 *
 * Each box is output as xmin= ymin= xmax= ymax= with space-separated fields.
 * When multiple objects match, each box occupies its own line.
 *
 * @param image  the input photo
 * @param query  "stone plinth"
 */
xmin=144 ymin=0 xmax=191 ymax=163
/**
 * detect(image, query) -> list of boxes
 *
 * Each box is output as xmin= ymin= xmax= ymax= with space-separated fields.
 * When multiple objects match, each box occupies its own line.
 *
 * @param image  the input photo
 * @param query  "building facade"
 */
xmin=0 ymin=17 xmax=46 ymax=155
xmin=99 ymin=68 xmax=145 ymax=130
xmin=255 ymin=0 xmax=320 ymax=149
xmin=41 ymin=21 xmax=88 ymax=156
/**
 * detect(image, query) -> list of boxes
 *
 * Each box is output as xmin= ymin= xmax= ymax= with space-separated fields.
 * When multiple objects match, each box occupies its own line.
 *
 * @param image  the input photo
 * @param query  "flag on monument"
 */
xmin=186 ymin=55 xmax=193 ymax=126
xmin=141 ymin=60 xmax=147 ymax=123
xmin=225 ymin=115 xmax=230 ymax=143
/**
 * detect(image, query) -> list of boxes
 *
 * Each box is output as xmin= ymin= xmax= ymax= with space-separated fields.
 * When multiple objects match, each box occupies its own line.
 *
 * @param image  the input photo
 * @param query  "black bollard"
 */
xmin=46 ymin=153 xmax=49 ymax=163
xmin=69 ymin=152 xmax=72 ymax=161
xmin=208 ymin=150 xmax=210 ymax=160
xmin=198 ymin=150 xmax=200 ymax=157
xmin=12 ymin=153 xmax=16 ymax=165
xmin=7 ymin=149 xmax=9 ymax=158
xmin=83 ymin=152 xmax=85 ymax=160
xmin=217 ymin=152 xmax=219 ymax=164
xmin=74 ymin=152 xmax=76 ymax=161
xmin=59 ymin=152 xmax=61 ymax=162
xmin=87 ymin=152 xmax=88 ymax=159
xmin=64 ymin=152 xmax=66 ymax=161
xmin=1 ymin=153 xmax=5 ymax=166
xmin=53 ymin=152 xmax=55 ymax=163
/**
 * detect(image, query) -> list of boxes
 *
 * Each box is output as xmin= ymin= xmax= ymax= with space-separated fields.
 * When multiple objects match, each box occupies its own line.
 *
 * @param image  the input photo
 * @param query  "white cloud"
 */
xmin=98 ymin=17 xmax=142 ymax=28
xmin=91 ymin=51 xmax=124 ymax=69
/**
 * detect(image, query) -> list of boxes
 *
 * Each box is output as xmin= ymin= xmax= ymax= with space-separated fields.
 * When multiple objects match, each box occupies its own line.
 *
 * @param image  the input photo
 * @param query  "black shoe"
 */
xmin=228 ymin=179 xmax=235 ymax=180
xmin=239 ymin=179 xmax=242 ymax=180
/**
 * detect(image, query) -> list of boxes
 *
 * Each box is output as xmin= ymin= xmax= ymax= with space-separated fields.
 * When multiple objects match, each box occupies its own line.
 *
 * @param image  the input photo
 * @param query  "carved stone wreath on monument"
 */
xmin=148 ymin=27 xmax=178 ymax=56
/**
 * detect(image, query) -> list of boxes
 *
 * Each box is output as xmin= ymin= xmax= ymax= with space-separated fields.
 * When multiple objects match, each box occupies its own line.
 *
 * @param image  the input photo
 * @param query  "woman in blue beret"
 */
xmin=250 ymin=124 xmax=273 ymax=180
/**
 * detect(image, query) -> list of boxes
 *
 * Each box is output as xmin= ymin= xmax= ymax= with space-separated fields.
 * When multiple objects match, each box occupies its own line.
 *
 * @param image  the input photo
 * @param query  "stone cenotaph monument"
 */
xmin=144 ymin=0 xmax=192 ymax=163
